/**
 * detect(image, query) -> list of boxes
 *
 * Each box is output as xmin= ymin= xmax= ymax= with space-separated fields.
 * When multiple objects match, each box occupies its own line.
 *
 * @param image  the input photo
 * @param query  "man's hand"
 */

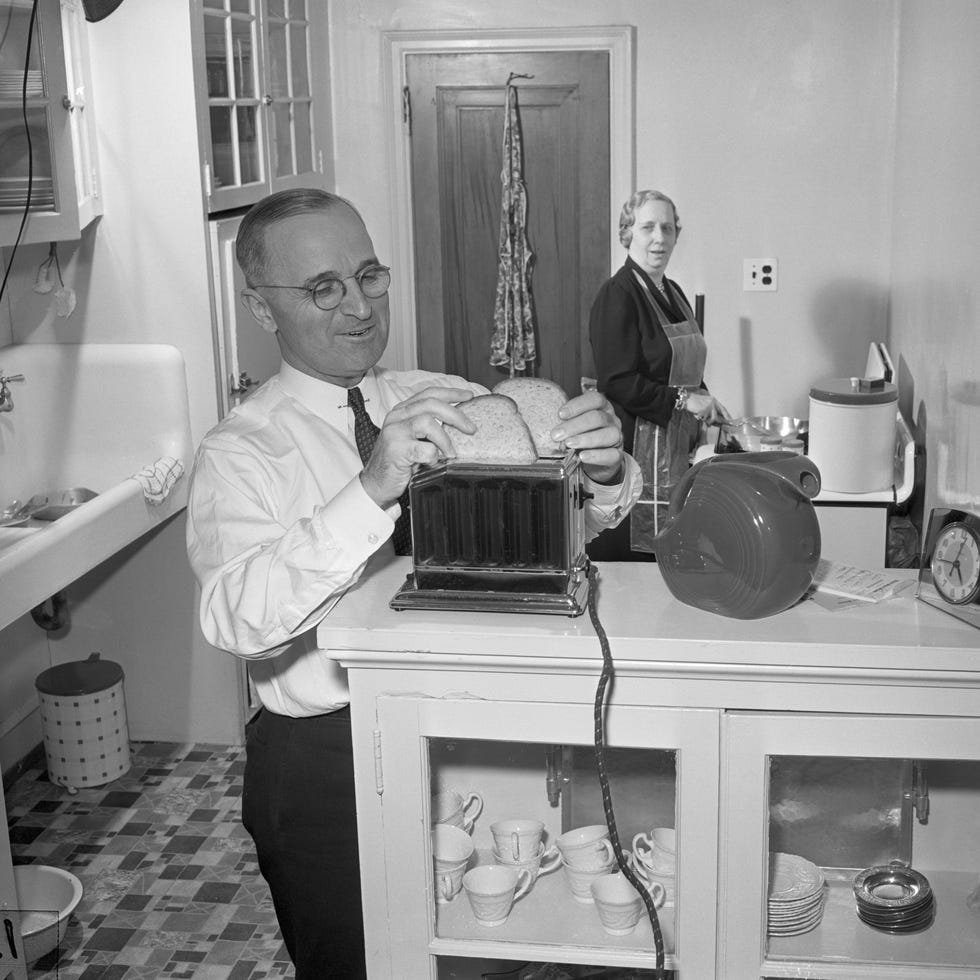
xmin=359 ymin=388 xmax=476 ymax=509
xmin=551 ymin=390 xmax=626 ymax=485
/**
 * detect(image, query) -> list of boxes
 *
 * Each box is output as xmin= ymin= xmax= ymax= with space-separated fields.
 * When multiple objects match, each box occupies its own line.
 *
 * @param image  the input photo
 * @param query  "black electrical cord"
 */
xmin=0 ymin=0 xmax=39 ymax=306
xmin=588 ymin=563 xmax=670 ymax=979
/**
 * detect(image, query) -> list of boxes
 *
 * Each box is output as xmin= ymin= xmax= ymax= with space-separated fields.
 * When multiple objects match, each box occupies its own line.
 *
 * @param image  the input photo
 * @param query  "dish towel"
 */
xmin=132 ymin=456 xmax=185 ymax=505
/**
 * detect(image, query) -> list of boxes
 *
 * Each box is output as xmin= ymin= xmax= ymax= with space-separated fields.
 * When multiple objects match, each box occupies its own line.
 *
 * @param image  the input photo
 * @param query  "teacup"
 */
xmin=556 ymin=824 xmax=616 ymax=872
xmin=591 ymin=873 xmax=665 ymax=936
xmin=432 ymin=823 xmax=475 ymax=903
xmin=491 ymin=842 xmax=561 ymax=885
xmin=490 ymin=818 xmax=544 ymax=863
xmin=561 ymin=858 xmax=617 ymax=904
xmin=632 ymin=826 xmax=676 ymax=876
xmin=634 ymin=863 xmax=676 ymax=907
xmin=462 ymin=864 xmax=532 ymax=927
xmin=432 ymin=789 xmax=484 ymax=834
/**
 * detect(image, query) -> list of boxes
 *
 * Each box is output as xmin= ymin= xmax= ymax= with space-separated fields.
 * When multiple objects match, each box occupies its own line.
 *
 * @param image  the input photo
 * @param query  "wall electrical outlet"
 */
xmin=743 ymin=258 xmax=778 ymax=291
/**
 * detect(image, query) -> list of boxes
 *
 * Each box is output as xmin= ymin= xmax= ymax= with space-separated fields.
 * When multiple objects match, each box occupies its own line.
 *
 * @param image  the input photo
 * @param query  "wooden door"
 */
xmin=407 ymin=51 xmax=610 ymax=397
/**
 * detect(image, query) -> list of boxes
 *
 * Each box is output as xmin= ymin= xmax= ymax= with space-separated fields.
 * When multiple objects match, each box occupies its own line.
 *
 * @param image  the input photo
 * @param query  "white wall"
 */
xmin=0 ymin=0 xmax=241 ymax=772
xmin=328 ymin=0 xmax=899 ymax=422
xmin=889 ymin=0 xmax=980 ymax=520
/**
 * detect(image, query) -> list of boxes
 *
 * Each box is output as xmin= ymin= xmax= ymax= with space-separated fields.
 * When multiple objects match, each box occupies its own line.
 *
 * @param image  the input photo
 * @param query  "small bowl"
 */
xmin=13 ymin=864 xmax=84 ymax=962
xmin=28 ymin=488 xmax=98 ymax=522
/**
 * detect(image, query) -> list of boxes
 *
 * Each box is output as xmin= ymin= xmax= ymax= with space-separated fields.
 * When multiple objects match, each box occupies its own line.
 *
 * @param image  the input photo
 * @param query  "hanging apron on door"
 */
xmin=629 ymin=273 xmax=707 ymax=552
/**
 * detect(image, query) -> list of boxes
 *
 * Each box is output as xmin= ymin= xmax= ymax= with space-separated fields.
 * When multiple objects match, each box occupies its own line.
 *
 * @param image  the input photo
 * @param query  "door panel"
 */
xmin=407 ymin=51 xmax=610 ymax=397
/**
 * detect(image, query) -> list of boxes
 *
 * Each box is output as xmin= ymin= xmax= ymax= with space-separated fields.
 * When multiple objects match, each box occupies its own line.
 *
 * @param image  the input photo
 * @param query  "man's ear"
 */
xmin=241 ymin=289 xmax=278 ymax=336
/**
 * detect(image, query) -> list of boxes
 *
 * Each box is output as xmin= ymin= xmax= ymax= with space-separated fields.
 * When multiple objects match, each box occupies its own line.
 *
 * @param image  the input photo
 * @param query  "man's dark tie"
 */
xmin=348 ymin=386 xmax=412 ymax=555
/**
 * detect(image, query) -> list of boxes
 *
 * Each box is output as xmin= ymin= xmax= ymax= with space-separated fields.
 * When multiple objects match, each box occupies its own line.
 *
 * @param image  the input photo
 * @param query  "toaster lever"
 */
xmin=574 ymin=484 xmax=594 ymax=509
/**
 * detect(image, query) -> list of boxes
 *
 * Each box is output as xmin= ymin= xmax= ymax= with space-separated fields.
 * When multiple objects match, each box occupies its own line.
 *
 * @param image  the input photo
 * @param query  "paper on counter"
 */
xmin=808 ymin=559 xmax=917 ymax=610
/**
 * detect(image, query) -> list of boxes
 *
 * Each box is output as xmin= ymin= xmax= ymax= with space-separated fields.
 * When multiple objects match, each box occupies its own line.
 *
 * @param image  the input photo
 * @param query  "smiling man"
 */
xmin=185 ymin=188 xmax=640 ymax=978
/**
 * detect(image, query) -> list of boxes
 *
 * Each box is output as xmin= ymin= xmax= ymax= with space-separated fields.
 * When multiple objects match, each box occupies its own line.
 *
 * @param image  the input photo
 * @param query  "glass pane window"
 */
xmin=267 ymin=20 xmax=288 ymax=98
xmin=237 ymin=104 xmax=261 ymax=185
xmin=271 ymin=102 xmax=291 ymax=177
xmin=0 ymin=107 xmax=54 ymax=211
xmin=289 ymin=23 xmax=310 ymax=98
xmin=0 ymin=2 xmax=44 ymax=83
xmin=209 ymin=105 xmax=234 ymax=188
xmin=293 ymin=100 xmax=312 ymax=173
xmin=230 ymin=16 xmax=255 ymax=99
xmin=229 ymin=0 xmax=253 ymax=14
xmin=267 ymin=0 xmax=286 ymax=16
xmin=203 ymin=14 xmax=229 ymax=99
xmin=428 ymin=737 xmax=678 ymax=953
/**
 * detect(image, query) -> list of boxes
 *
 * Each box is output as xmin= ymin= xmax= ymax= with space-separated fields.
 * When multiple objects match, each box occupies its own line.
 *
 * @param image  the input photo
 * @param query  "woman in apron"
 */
xmin=588 ymin=190 xmax=729 ymax=560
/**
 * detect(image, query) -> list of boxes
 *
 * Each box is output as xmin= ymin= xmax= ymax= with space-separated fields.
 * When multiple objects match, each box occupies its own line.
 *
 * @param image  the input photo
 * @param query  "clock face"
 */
xmin=930 ymin=521 xmax=980 ymax=605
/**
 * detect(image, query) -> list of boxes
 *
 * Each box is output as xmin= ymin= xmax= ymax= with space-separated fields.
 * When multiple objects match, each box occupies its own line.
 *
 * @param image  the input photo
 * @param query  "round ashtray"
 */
xmin=853 ymin=865 xmax=932 ymax=910
xmin=853 ymin=864 xmax=935 ymax=934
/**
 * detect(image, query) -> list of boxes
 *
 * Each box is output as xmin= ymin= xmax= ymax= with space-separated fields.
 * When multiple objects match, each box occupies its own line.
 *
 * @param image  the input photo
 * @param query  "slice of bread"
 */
xmin=492 ymin=378 xmax=568 ymax=457
xmin=448 ymin=394 xmax=537 ymax=463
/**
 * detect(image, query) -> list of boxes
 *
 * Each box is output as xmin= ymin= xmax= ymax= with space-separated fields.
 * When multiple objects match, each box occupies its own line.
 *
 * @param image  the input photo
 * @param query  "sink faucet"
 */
xmin=0 ymin=373 xmax=25 ymax=412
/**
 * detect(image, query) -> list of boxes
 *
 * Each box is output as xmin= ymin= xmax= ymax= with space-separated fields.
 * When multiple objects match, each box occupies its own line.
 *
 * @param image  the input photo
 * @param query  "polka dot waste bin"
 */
xmin=35 ymin=652 xmax=131 ymax=792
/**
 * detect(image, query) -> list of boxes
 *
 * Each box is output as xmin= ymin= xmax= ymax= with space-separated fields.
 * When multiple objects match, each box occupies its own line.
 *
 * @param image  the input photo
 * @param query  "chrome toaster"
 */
xmin=389 ymin=453 xmax=590 ymax=616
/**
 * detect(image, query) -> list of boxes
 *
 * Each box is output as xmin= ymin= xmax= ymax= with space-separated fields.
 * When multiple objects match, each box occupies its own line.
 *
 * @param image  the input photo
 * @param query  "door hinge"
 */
xmin=373 ymin=728 xmax=384 ymax=796
xmin=402 ymin=85 xmax=412 ymax=134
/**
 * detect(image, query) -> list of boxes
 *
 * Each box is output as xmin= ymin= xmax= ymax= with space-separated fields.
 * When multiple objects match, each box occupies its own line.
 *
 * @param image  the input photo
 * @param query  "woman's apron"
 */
xmin=629 ymin=273 xmax=707 ymax=552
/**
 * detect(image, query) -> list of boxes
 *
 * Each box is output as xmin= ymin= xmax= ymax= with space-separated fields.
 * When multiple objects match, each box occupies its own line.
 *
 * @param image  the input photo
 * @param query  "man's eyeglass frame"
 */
xmin=253 ymin=265 xmax=391 ymax=311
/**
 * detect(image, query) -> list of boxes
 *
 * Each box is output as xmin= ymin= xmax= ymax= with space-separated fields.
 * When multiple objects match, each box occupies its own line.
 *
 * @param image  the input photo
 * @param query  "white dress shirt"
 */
xmin=186 ymin=362 xmax=641 ymax=717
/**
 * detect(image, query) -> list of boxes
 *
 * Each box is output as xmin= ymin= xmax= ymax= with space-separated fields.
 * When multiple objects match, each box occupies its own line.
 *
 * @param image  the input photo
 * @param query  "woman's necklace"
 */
xmin=654 ymin=279 xmax=667 ymax=296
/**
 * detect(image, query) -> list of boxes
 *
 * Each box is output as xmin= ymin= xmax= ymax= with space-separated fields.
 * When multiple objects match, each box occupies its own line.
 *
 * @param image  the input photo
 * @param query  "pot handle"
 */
xmin=701 ymin=450 xmax=822 ymax=499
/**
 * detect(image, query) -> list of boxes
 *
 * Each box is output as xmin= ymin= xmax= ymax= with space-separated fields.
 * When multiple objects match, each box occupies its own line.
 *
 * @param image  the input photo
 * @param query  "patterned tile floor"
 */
xmin=5 ymin=742 xmax=294 ymax=980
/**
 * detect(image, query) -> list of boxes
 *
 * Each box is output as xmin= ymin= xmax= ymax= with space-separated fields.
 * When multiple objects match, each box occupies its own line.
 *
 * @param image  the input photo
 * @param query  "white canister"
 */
xmin=807 ymin=377 xmax=897 ymax=493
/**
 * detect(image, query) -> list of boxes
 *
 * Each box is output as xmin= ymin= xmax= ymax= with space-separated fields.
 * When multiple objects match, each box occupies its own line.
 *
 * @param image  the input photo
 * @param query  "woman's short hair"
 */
xmin=236 ymin=188 xmax=363 ymax=286
xmin=618 ymin=190 xmax=681 ymax=248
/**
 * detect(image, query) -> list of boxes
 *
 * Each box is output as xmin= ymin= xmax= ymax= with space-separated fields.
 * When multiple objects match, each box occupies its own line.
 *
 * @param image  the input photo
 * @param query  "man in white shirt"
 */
xmin=186 ymin=188 xmax=640 ymax=978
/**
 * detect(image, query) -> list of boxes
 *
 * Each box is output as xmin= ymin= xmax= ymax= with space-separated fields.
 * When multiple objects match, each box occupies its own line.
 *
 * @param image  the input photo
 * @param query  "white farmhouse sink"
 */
xmin=0 ymin=343 xmax=193 ymax=633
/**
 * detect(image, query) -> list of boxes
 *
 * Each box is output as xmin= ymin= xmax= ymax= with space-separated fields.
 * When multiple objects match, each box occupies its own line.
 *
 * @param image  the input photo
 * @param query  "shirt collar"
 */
xmin=278 ymin=361 xmax=382 ymax=425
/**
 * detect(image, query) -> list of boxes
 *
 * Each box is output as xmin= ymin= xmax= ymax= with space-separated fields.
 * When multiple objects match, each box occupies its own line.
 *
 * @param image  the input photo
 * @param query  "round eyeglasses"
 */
xmin=254 ymin=264 xmax=391 ymax=311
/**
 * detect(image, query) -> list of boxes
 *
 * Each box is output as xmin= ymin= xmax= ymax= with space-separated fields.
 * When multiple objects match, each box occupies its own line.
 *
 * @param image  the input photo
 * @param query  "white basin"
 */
xmin=0 ymin=343 xmax=193 ymax=632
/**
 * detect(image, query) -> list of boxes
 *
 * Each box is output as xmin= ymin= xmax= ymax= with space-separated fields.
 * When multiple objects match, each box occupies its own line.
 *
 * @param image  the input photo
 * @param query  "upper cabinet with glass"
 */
xmin=192 ymin=0 xmax=331 ymax=214
xmin=0 ymin=0 xmax=102 ymax=246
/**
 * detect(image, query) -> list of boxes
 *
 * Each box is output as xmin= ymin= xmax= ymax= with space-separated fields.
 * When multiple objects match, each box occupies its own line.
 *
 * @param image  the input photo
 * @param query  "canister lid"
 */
xmin=35 ymin=652 xmax=123 ymax=696
xmin=809 ymin=376 xmax=897 ymax=406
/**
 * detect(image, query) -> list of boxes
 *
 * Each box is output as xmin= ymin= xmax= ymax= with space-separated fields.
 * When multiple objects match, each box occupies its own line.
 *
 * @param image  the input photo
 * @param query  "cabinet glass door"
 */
xmin=0 ymin=2 xmax=54 ymax=212
xmin=265 ymin=0 xmax=313 ymax=180
xmin=376 ymin=697 xmax=720 ymax=980
xmin=203 ymin=0 xmax=264 ymax=202
xmin=200 ymin=0 xmax=318 ymax=212
xmin=0 ymin=0 xmax=99 ymax=244
xmin=724 ymin=712 xmax=980 ymax=980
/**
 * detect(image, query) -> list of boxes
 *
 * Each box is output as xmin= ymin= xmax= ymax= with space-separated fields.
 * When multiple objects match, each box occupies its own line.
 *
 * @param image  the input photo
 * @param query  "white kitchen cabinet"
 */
xmin=319 ymin=557 xmax=980 ymax=979
xmin=0 ymin=0 xmax=101 ymax=246
xmin=723 ymin=712 xmax=980 ymax=980
xmin=191 ymin=0 xmax=331 ymax=214
xmin=372 ymin=695 xmax=719 ymax=977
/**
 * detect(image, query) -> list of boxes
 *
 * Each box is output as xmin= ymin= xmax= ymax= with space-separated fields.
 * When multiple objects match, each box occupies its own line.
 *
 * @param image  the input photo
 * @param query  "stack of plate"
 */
xmin=767 ymin=852 xmax=826 ymax=936
xmin=853 ymin=864 xmax=935 ymax=933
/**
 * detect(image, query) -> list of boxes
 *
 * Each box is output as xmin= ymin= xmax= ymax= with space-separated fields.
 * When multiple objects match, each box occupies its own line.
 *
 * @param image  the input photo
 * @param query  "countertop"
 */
xmin=318 ymin=556 xmax=980 ymax=684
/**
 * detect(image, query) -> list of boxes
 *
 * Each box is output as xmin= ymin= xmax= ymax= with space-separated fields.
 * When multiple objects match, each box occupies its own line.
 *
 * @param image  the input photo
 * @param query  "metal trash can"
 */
xmin=35 ymin=652 xmax=131 ymax=792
